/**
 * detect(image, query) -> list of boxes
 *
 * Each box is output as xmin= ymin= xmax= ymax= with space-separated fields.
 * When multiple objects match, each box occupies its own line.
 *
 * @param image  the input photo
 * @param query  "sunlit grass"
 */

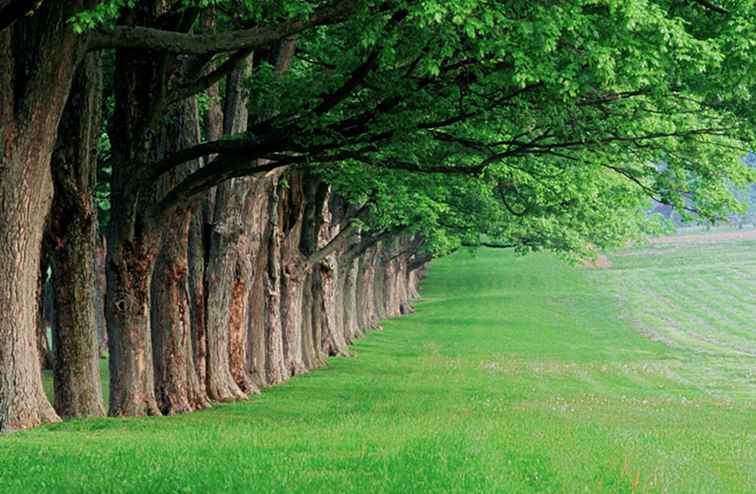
xmin=2 ymin=244 xmax=754 ymax=493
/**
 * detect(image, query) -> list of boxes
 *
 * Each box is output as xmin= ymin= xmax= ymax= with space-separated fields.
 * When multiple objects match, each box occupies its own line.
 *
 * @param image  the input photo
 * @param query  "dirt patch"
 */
xmin=581 ymin=254 xmax=613 ymax=269
xmin=651 ymin=229 xmax=756 ymax=245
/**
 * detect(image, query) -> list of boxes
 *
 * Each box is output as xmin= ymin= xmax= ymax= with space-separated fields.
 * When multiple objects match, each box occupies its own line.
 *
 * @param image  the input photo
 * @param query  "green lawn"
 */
xmin=2 ymin=244 xmax=754 ymax=493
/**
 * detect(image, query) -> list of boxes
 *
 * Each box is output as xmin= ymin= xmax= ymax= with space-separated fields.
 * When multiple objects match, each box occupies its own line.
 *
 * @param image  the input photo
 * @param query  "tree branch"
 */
xmin=688 ymin=0 xmax=729 ymax=15
xmin=345 ymin=226 xmax=406 ymax=260
xmin=87 ymin=0 xmax=358 ymax=54
xmin=152 ymin=155 xmax=295 ymax=218
xmin=168 ymin=48 xmax=253 ymax=105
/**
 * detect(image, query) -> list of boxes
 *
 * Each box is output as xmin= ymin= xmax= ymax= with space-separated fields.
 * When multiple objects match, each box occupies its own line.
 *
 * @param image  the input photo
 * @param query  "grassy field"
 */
xmin=1 ymin=239 xmax=754 ymax=493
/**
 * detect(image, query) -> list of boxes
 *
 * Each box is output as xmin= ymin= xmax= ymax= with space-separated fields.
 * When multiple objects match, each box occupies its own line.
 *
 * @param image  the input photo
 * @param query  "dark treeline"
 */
xmin=1 ymin=1 xmax=754 ymax=432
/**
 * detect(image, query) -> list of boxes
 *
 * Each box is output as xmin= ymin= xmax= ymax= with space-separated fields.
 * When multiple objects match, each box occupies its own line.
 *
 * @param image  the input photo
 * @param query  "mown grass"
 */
xmin=602 ymin=236 xmax=756 ymax=404
xmin=2 ymin=244 xmax=754 ymax=493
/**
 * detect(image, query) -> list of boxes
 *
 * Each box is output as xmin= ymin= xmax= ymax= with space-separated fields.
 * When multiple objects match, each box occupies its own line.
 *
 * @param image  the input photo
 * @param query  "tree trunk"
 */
xmin=106 ymin=233 xmax=161 ymax=416
xmin=279 ymin=173 xmax=308 ymax=375
xmin=245 ymin=178 xmax=273 ymax=389
xmin=0 ymin=0 xmax=88 ymax=432
xmin=95 ymin=235 xmax=109 ymax=357
xmin=204 ymin=180 xmax=249 ymax=401
xmin=151 ymin=207 xmax=209 ymax=414
xmin=204 ymin=55 xmax=255 ymax=401
xmin=339 ymin=256 xmax=360 ymax=344
xmin=187 ymin=207 xmax=209 ymax=397
xmin=315 ymin=192 xmax=350 ymax=357
xmin=47 ymin=52 xmax=105 ymax=418
xmin=263 ymin=176 xmax=289 ymax=385
xmin=105 ymin=4 xmax=182 ymax=416
xmin=356 ymin=247 xmax=377 ymax=333
xmin=0 ymin=159 xmax=60 ymax=431
xmin=150 ymin=91 xmax=211 ymax=415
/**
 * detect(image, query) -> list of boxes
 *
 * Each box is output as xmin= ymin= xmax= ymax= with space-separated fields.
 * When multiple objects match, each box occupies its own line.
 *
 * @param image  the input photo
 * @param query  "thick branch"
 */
xmin=307 ymin=223 xmax=357 ymax=266
xmin=312 ymin=48 xmax=381 ymax=115
xmin=408 ymin=252 xmax=432 ymax=271
xmin=153 ymin=155 xmax=294 ymax=217
xmin=88 ymin=0 xmax=358 ymax=54
xmin=346 ymin=226 xmax=405 ymax=260
xmin=168 ymin=48 xmax=252 ymax=104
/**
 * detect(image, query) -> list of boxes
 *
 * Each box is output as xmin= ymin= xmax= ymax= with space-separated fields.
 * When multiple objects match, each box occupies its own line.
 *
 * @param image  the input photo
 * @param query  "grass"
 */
xmin=602 ymin=236 xmax=756 ymax=404
xmin=2 ymin=240 xmax=754 ymax=493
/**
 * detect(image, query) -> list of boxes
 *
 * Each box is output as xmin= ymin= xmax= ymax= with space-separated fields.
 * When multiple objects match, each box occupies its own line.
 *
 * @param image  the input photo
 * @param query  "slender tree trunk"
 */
xmin=187 ymin=208 xmax=209 ymax=397
xmin=47 ymin=52 xmax=105 ymax=418
xmin=36 ymin=267 xmax=54 ymax=371
xmin=95 ymin=235 xmax=109 ymax=357
xmin=189 ymin=59 xmax=224 ymax=399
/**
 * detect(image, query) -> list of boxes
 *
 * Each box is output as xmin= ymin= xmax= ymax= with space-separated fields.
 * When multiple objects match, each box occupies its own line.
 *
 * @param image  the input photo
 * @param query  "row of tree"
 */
xmin=1 ymin=0 xmax=754 ymax=432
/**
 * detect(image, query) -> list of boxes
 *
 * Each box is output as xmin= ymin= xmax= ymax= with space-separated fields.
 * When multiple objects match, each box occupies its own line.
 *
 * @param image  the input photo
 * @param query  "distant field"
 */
xmin=600 ymin=232 xmax=756 ymax=404
xmin=2 ymin=239 xmax=754 ymax=493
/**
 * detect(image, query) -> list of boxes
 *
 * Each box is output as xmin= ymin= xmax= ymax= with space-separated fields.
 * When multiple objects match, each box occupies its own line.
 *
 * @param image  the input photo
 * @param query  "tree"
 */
xmin=0 ymin=0 xmax=94 ymax=433
xmin=47 ymin=52 xmax=106 ymax=418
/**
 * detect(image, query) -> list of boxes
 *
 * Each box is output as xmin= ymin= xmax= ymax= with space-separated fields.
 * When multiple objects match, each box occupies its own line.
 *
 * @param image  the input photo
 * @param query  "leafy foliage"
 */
xmin=87 ymin=0 xmax=755 ymax=257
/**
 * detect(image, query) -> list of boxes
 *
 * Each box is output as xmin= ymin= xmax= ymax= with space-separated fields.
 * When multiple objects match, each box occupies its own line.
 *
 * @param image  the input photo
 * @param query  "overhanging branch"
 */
xmin=87 ymin=0 xmax=358 ymax=54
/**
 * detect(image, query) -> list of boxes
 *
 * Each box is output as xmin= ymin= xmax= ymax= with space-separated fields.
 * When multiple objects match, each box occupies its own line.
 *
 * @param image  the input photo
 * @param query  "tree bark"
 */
xmin=151 ymin=206 xmax=210 ymax=414
xmin=150 ymin=91 xmax=211 ymax=415
xmin=204 ymin=54 xmax=255 ymax=401
xmin=105 ymin=32 xmax=168 ymax=416
xmin=244 ymin=177 xmax=274 ymax=389
xmin=279 ymin=173 xmax=309 ymax=375
xmin=314 ymin=189 xmax=350 ymax=357
xmin=0 ymin=0 xmax=88 ymax=432
xmin=47 ymin=52 xmax=105 ymax=418
xmin=263 ymin=175 xmax=289 ymax=385
xmin=204 ymin=179 xmax=249 ymax=401
xmin=106 ymin=232 xmax=161 ymax=416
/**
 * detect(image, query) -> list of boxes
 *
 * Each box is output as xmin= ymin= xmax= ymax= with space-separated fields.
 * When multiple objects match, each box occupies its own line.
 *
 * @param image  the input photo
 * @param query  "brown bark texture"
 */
xmin=0 ymin=0 xmax=90 ymax=432
xmin=47 ymin=52 xmax=105 ymax=418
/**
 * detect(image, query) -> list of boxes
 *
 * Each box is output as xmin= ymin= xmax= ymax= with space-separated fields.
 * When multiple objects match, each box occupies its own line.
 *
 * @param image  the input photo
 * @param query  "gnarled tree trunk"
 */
xmin=0 ymin=0 xmax=88 ymax=432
